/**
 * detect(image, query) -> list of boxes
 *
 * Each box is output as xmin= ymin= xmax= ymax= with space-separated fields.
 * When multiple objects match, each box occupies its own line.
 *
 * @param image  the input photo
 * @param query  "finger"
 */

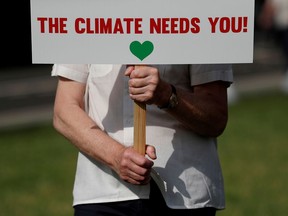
xmin=128 ymin=85 xmax=149 ymax=95
xmin=129 ymin=67 xmax=149 ymax=79
xmin=124 ymin=65 xmax=134 ymax=76
xmin=128 ymin=169 xmax=152 ymax=185
xmin=146 ymin=145 xmax=157 ymax=160
xmin=128 ymin=77 xmax=148 ymax=88
xmin=125 ymin=175 xmax=151 ymax=185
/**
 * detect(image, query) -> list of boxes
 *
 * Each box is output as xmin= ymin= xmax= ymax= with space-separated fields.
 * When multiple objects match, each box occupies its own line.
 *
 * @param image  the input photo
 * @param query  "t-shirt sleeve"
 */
xmin=189 ymin=64 xmax=233 ymax=86
xmin=51 ymin=64 xmax=89 ymax=84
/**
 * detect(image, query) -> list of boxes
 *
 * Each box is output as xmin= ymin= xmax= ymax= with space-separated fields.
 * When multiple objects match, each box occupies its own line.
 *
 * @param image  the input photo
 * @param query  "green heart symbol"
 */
xmin=129 ymin=41 xmax=154 ymax=61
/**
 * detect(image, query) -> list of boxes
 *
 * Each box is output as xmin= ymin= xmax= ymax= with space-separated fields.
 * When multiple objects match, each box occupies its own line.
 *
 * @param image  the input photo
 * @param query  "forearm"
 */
xmin=166 ymin=86 xmax=228 ymax=137
xmin=155 ymin=81 xmax=228 ymax=137
xmin=53 ymin=103 xmax=125 ymax=169
xmin=53 ymin=76 xmax=156 ymax=185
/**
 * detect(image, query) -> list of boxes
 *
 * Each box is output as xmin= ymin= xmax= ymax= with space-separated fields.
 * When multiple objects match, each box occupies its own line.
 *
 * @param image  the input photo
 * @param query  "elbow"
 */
xmin=211 ymin=124 xmax=227 ymax=138
xmin=184 ymin=112 xmax=228 ymax=138
xmin=53 ymin=113 xmax=60 ymax=132
xmin=207 ymin=114 xmax=228 ymax=137
xmin=52 ymin=107 xmax=64 ymax=134
xmin=195 ymin=111 xmax=228 ymax=137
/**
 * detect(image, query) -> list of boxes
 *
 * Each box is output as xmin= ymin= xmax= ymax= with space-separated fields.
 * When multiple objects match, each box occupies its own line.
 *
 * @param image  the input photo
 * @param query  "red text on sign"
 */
xmin=208 ymin=16 xmax=248 ymax=33
xmin=150 ymin=18 xmax=200 ymax=34
xmin=37 ymin=17 xmax=68 ymax=33
xmin=74 ymin=18 xmax=143 ymax=34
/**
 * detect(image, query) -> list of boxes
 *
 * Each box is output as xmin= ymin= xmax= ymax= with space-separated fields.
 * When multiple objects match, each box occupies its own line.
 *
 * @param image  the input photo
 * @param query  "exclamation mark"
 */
xmin=243 ymin=17 xmax=248 ymax=32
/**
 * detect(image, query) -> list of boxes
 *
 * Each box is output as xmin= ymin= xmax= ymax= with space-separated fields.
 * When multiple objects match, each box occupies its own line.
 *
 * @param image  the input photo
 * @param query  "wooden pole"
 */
xmin=133 ymin=66 xmax=146 ymax=155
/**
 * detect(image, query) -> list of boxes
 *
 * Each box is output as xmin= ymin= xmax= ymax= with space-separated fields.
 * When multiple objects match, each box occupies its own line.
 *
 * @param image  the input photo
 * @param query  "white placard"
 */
xmin=30 ymin=0 xmax=255 ymax=64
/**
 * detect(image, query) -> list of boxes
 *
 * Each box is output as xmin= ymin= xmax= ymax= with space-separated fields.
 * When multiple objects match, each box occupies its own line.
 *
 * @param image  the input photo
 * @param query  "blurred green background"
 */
xmin=218 ymin=91 xmax=288 ymax=216
xmin=1 ymin=0 xmax=288 ymax=215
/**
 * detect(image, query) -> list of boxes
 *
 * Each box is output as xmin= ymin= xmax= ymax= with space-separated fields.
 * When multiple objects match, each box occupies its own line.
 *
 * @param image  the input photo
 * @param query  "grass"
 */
xmin=218 ymin=90 xmax=288 ymax=216
xmin=0 ymin=90 xmax=287 ymax=215
xmin=0 ymin=123 xmax=77 ymax=216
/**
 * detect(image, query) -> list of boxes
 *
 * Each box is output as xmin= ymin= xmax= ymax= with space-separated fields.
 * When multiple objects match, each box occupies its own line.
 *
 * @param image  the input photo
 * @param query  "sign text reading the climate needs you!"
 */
xmin=30 ymin=0 xmax=255 ymax=64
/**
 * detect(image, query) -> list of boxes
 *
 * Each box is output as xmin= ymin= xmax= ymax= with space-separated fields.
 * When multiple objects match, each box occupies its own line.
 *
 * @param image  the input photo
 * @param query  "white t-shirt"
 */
xmin=52 ymin=64 xmax=233 ymax=209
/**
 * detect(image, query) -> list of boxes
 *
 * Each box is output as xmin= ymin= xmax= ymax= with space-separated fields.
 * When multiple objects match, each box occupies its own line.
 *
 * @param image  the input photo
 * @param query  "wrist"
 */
xmin=153 ymin=81 xmax=172 ymax=107
xmin=157 ymin=84 xmax=179 ymax=110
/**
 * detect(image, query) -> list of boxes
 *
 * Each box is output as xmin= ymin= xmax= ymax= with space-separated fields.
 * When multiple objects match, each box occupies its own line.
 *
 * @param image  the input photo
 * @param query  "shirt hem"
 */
xmin=72 ymin=195 xmax=150 ymax=207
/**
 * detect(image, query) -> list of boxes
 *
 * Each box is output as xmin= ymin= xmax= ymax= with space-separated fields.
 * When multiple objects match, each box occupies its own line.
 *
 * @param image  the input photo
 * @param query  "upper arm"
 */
xmin=54 ymin=76 xmax=87 ymax=112
xmin=192 ymin=81 xmax=230 ymax=136
xmin=193 ymin=80 xmax=229 ymax=115
xmin=193 ymin=81 xmax=229 ymax=103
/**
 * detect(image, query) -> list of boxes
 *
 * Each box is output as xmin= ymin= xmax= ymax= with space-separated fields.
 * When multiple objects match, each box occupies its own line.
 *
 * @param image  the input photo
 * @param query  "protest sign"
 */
xmin=30 ymin=0 xmax=255 ymax=64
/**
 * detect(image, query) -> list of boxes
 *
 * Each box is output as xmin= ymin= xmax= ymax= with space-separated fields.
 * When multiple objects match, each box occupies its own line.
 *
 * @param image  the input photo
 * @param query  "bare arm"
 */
xmin=125 ymin=65 xmax=229 ymax=137
xmin=167 ymin=81 xmax=229 ymax=137
xmin=53 ymin=77 xmax=156 ymax=184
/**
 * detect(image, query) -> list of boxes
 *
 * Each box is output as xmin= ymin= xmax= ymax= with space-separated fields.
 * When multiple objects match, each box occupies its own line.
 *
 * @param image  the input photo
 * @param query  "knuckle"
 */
xmin=146 ymin=91 xmax=153 ymax=99
xmin=150 ymin=67 xmax=158 ymax=75
xmin=129 ymin=79 xmax=135 ymax=87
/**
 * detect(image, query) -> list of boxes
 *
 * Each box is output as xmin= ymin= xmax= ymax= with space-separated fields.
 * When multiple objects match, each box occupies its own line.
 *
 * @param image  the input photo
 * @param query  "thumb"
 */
xmin=146 ymin=145 xmax=157 ymax=160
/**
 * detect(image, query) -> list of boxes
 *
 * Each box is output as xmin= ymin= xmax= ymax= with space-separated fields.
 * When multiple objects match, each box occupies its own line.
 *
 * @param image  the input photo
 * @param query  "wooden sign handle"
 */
xmin=133 ymin=65 xmax=146 ymax=155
